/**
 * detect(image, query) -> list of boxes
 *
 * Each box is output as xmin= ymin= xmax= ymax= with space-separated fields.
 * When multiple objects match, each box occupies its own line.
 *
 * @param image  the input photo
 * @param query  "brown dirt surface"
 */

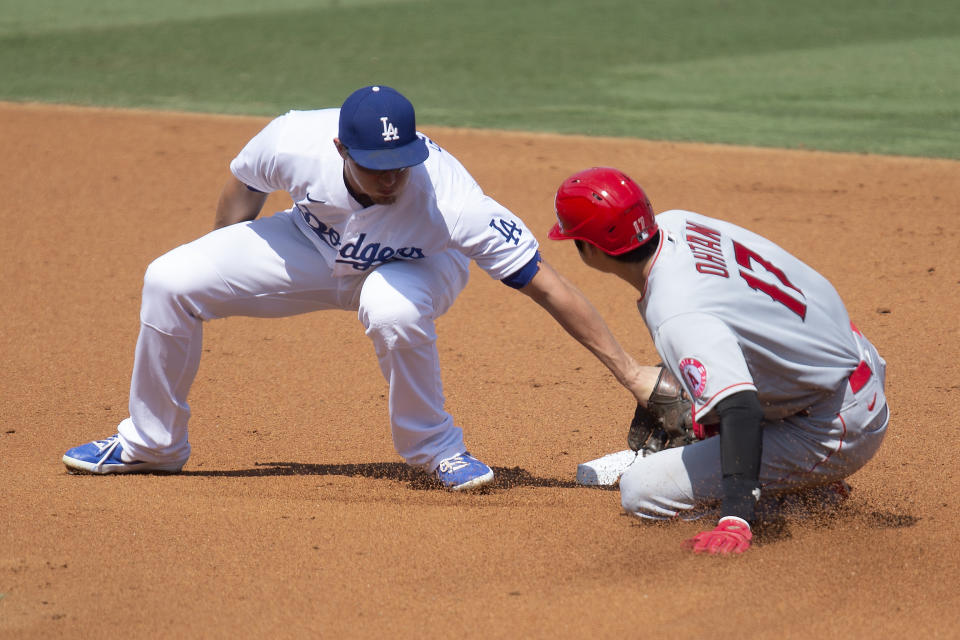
xmin=1 ymin=102 xmax=958 ymax=639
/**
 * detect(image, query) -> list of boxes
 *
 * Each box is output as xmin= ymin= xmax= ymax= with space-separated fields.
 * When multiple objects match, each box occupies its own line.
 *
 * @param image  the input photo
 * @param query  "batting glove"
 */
xmin=685 ymin=516 xmax=752 ymax=555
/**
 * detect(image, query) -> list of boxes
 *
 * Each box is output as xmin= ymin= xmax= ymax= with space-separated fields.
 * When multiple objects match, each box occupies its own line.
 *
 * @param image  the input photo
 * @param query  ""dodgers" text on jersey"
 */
xmin=300 ymin=207 xmax=424 ymax=271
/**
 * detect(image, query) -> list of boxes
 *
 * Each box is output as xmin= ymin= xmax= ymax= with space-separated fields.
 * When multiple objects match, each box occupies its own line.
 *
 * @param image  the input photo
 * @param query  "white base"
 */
xmin=575 ymin=449 xmax=639 ymax=486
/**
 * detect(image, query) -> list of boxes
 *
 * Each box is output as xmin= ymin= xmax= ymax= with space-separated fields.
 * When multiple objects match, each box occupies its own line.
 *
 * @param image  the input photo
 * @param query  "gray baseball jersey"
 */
xmin=639 ymin=210 xmax=862 ymax=422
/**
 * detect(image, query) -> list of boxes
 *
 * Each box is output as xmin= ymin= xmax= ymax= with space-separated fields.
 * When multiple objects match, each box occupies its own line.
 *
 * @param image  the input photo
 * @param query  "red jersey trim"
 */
xmin=692 ymin=381 xmax=757 ymax=421
xmin=636 ymin=230 xmax=667 ymax=304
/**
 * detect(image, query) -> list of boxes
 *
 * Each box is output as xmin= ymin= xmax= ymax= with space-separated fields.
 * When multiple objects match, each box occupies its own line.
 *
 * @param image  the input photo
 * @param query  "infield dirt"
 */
xmin=1 ymin=103 xmax=958 ymax=638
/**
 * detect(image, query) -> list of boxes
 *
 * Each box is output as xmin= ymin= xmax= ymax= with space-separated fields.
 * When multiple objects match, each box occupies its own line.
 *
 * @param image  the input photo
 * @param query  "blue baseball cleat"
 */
xmin=62 ymin=434 xmax=184 ymax=475
xmin=434 ymin=452 xmax=494 ymax=491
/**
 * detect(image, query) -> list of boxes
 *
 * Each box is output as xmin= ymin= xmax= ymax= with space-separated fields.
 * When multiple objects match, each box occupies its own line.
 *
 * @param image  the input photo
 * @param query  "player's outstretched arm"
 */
xmin=214 ymin=174 xmax=268 ymax=230
xmin=518 ymin=260 xmax=659 ymax=402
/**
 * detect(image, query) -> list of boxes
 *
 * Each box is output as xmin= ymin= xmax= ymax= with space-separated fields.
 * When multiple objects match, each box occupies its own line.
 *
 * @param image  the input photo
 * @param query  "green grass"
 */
xmin=1 ymin=0 xmax=958 ymax=158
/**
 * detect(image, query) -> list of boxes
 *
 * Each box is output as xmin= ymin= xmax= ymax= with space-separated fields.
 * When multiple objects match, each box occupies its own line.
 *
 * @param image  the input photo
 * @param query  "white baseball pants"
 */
xmin=116 ymin=210 xmax=470 ymax=471
xmin=620 ymin=331 xmax=889 ymax=519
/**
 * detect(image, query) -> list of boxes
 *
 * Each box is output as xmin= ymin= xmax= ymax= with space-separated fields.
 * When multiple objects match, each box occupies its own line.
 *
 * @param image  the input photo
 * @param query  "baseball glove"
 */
xmin=628 ymin=366 xmax=697 ymax=454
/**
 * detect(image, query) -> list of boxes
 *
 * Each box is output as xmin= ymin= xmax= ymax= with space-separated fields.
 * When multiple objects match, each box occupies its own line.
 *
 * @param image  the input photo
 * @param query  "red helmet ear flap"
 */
xmin=549 ymin=167 xmax=657 ymax=255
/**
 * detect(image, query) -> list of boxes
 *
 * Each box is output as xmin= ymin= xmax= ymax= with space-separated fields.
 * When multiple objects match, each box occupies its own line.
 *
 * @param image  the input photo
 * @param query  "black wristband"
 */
xmin=722 ymin=474 xmax=761 ymax=523
xmin=716 ymin=391 xmax=765 ymax=523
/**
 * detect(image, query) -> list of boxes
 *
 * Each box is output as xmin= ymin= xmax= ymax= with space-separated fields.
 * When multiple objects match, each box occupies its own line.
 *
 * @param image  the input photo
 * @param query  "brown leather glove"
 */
xmin=627 ymin=367 xmax=696 ymax=454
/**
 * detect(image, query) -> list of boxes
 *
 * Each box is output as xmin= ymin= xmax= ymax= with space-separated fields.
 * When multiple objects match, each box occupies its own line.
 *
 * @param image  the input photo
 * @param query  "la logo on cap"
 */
xmin=380 ymin=116 xmax=399 ymax=142
xmin=338 ymin=84 xmax=429 ymax=170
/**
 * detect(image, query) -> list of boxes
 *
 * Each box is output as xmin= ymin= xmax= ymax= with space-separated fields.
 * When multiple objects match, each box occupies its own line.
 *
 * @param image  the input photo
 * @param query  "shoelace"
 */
xmin=437 ymin=455 xmax=470 ymax=474
xmin=92 ymin=436 xmax=122 ymax=472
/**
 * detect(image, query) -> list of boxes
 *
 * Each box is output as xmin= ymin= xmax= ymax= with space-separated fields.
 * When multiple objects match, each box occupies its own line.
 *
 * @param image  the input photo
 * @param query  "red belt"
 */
xmin=849 ymin=360 xmax=872 ymax=393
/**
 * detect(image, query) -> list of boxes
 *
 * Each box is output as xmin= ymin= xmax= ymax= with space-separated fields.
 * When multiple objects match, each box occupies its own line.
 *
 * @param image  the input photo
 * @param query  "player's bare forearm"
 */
xmin=520 ymin=261 xmax=659 ymax=402
xmin=213 ymin=175 xmax=268 ymax=229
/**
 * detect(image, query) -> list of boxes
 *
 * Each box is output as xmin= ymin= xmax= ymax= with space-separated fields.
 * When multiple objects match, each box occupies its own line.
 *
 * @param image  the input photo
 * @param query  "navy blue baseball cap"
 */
xmin=338 ymin=85 xmax=429 ymax=170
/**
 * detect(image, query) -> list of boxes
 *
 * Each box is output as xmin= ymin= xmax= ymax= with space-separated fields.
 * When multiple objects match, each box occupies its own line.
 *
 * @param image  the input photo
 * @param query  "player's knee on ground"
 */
xmin=619 ymin=458 xmax=690 ymax=520
xmin=358 ymin=273 xmax=435 ymax=351
xmin=620 ymin=482 xmax=680 ymax=520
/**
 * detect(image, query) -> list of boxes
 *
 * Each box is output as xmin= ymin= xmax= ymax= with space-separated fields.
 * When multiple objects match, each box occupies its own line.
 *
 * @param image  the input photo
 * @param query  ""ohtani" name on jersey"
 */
xmin=300 ymin=207 xmax=425 ymax=271
xmin=686 ymin=221 xmax=729 ymax=278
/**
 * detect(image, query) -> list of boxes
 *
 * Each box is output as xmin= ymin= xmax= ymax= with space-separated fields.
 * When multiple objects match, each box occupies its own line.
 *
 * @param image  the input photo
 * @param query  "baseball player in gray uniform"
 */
xmin=63 ymin=87 xmax=654 ymax=491
xmin=549 ymin=167 xmax=889 ymax=553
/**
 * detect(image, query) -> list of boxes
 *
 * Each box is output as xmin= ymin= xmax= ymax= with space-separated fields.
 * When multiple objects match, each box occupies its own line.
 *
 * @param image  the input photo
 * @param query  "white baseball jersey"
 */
xmin=639 ymin=210 xmax=862 ymax=422
xmin=230 ymin=109 xmax=539 ymax=281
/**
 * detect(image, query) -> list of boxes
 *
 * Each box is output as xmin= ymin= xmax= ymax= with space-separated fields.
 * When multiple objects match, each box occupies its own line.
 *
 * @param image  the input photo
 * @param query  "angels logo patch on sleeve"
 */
xmin=679 ymin=358 xmax=708 ymax=398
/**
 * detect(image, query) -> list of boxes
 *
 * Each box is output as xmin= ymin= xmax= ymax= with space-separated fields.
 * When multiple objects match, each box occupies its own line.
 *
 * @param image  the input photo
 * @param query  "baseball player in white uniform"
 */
xmin=63 ymin=87 xmax=654 ymax=491
xmin=549 ymin=167 xmax=889 ymax=553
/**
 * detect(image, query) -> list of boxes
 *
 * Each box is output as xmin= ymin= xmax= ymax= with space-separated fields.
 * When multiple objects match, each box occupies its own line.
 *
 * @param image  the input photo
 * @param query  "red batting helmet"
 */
xmin=548 ymin=167 xmax=657 ymax=255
